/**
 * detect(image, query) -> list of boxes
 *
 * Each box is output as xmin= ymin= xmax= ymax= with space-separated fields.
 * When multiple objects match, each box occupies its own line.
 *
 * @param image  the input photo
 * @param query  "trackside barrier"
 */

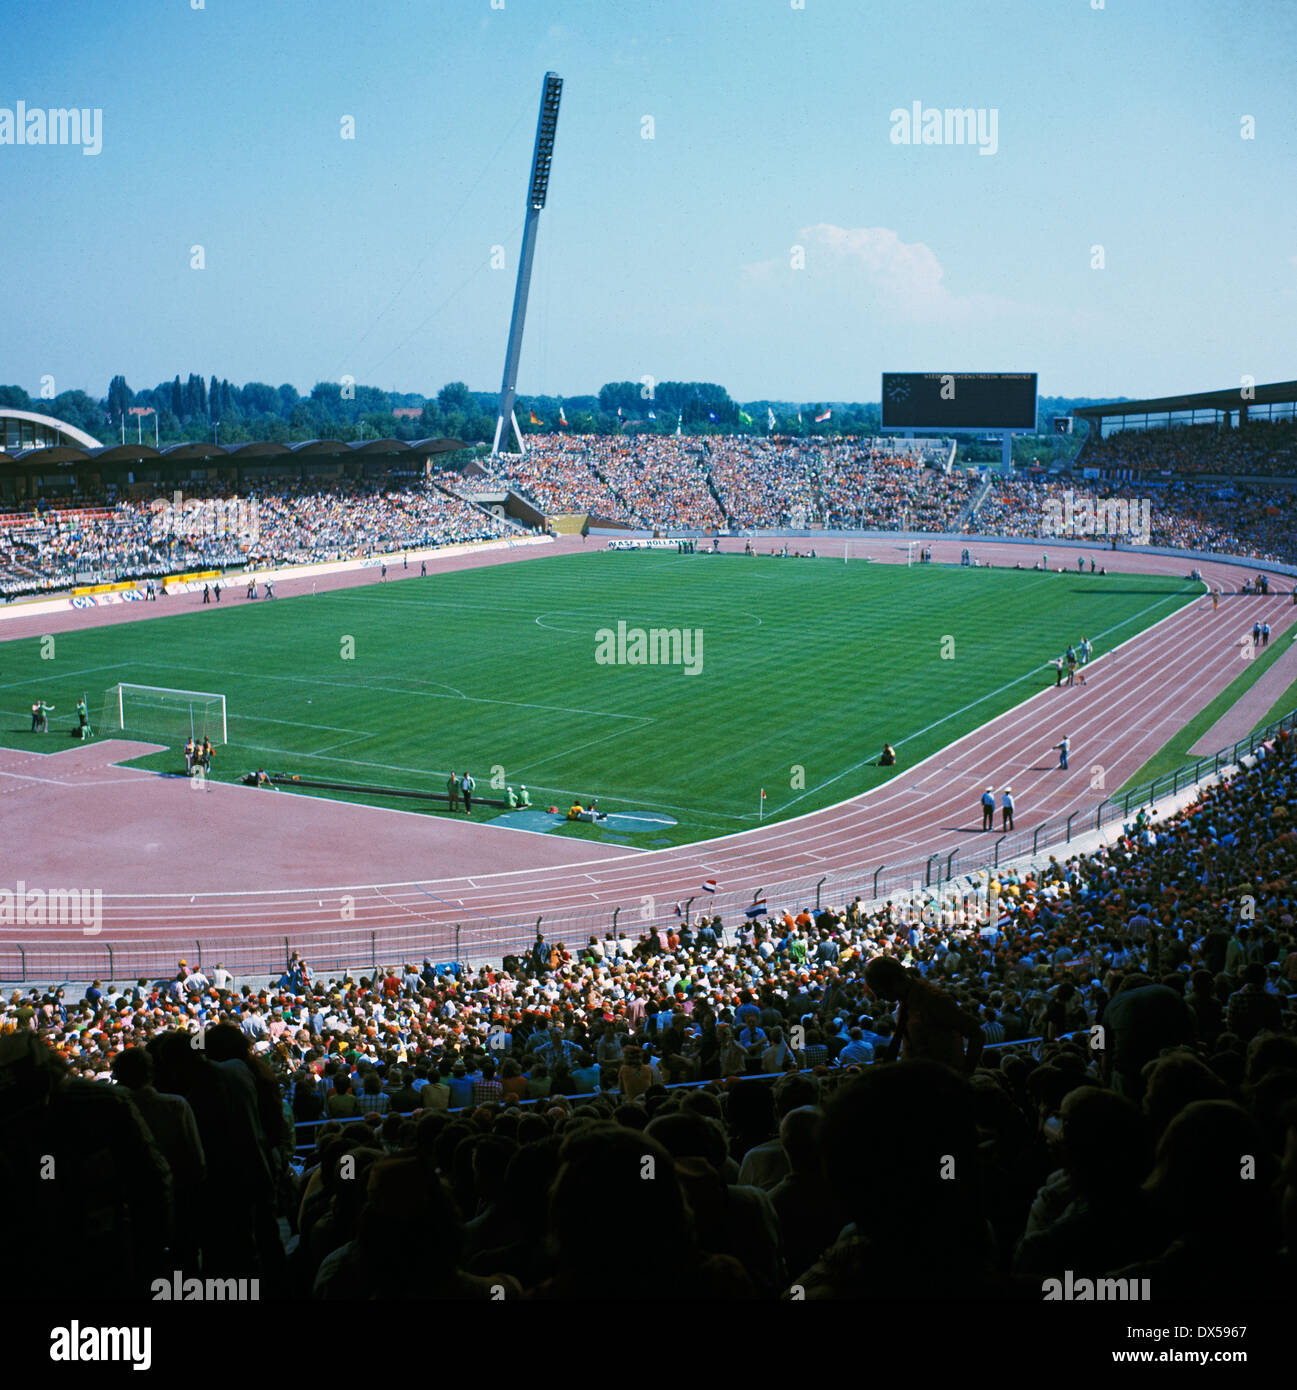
xmin=286 ymin=1040 xmax=1045 ymax=1156
xmin=3 ymin=711 xmax=1293 ymax=985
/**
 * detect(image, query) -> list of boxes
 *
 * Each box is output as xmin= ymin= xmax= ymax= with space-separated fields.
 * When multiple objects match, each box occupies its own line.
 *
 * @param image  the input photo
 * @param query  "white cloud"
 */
xmin=742 ymin=223 xmax=1030 ymax=326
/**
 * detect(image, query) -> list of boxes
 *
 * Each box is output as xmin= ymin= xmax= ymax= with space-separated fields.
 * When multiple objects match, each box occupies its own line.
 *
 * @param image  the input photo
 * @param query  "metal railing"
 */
xmin=285 ymin=1038 xmax=1044 ymax=1155
xmin=4 ymin=714 xmax=1292 ymax=988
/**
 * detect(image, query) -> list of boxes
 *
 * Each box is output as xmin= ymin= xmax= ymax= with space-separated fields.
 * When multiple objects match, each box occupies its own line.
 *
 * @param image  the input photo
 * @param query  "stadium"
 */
xmin=3 ymin=0 xmax=1295 ymax=1344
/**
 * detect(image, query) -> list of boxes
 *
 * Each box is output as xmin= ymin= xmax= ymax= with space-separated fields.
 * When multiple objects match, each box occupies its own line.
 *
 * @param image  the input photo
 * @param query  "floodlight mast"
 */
xmin=492 ymin=72 xmax=563 ymax=458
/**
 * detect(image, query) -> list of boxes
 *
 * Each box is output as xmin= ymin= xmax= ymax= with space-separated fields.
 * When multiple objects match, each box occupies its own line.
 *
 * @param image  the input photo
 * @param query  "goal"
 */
xmin=101 ymin=683 xmax=228 ymax=745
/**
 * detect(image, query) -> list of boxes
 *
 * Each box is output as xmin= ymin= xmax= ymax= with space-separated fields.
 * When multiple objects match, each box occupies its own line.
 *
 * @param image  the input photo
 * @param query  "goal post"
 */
xmin=101 ymin=683 xmax=228 ymax=745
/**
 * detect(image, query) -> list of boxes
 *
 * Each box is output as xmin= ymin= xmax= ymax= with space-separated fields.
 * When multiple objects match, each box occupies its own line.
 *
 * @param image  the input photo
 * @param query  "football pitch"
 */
xmin=0 ymin=552 xmax=1197 ymax=849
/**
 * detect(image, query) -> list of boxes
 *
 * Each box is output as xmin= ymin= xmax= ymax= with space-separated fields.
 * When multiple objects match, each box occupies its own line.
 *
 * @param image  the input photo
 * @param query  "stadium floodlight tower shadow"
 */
xmin=492 ymin=71 xmax=563 ymax=460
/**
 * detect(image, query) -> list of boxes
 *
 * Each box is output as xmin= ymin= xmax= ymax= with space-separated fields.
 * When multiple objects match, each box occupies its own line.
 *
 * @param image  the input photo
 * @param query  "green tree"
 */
xmin=239 ymin=382 xmax=278 ymax=415
xmin=438 ymin=381 xmax=473 ymax=414
xmin=107 ymin=374 xmax=133 ymax=420
xmin=51 ymin=390 xmax=108 ymax=440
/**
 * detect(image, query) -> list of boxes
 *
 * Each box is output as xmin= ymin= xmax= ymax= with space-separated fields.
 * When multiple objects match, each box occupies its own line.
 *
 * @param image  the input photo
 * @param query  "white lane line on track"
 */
xmin=39 ymin=559 xmax=1287 ymax=916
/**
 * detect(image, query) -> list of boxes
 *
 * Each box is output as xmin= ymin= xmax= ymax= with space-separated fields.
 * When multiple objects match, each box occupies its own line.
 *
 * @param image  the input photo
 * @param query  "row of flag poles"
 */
xmin=521 ymin=405 xmax=833 ymax=431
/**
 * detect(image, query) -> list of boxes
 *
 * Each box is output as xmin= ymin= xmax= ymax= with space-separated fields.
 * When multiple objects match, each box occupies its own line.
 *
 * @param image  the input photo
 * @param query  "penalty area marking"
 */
xmin=146 ymin=660 xmax=643 ymax=723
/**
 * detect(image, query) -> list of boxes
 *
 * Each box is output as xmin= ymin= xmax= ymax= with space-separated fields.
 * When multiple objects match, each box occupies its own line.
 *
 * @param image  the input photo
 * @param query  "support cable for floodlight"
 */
xmin=332 ymin=100 xmax=532 ymax=380
xmin=361 ymin=216 xmax=526 ymax=379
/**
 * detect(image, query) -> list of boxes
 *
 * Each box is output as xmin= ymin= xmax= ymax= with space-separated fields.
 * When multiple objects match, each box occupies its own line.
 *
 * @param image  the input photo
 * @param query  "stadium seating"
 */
xmin=5 ymin=729 xmax=1295 ymax=1299
xmin=0 ymin=478 xmax=518 ymax=598
xmin=7 ymin=424 xmax=1297 ymax=600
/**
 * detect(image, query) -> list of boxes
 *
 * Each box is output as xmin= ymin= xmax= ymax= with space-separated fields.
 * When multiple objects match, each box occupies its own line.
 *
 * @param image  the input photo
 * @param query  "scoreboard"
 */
xmin=881 ymin=372 xmax=1038 ymax=431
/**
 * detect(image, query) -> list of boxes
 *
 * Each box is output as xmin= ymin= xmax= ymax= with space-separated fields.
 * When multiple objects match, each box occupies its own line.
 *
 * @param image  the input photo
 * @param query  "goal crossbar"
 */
xmin=112 ymin=682 xmax=227 ymax=700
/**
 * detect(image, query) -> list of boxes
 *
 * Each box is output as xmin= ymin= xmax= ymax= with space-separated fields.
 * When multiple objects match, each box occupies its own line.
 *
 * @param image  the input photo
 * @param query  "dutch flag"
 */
xmin=702 ymin=878 xmax=718 ymax=894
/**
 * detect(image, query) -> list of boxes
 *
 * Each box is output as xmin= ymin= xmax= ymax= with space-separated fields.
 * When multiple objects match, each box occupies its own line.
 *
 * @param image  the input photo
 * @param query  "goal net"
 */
xmin=101 ymin=683 xmax=228 ymax=745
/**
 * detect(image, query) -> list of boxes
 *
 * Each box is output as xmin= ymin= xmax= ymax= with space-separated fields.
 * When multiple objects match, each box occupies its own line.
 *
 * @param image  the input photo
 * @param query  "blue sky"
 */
xmin=3 ymin=0 xmax=1295 ymax=404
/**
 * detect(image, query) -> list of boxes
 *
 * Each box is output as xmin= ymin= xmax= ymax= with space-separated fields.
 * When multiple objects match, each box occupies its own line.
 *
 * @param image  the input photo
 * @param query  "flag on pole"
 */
xmin=815 ymin=409 xmax=832 ymax=424
xmin=797 ymin=411 xmax=803 ymax=425
xmin=738 ymin=408 xmax=752 ymax=425
xmin=647 ymin=410 xmax=656 ymax=420
xmin=745 ymin=898 xmax=769 ymax=919
xmin=558 ymin=403 xmax=568 ymax=427
xmin=676 ymin=411 xmax=682 ymax=437
xmin=707 ymin=411 xmax=718 ymax=422
xmin=767 ymin=406 xmax=776 ymax=432
xmin=616 ymin=406 xmax=623 ymax=419
xmin=701 ymin=878 xmax=718 ymax=894
xmin=529 ymin=410 xmax=543 ymax=426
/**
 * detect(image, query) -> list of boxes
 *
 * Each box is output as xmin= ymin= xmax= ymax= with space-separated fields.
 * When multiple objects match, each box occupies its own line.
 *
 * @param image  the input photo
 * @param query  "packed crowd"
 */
xmin=707 ymin=440 xmax=827 ymax=527
xmin=491 ymin=440 xmax=628 ymax=519
xmin=239 ymin=480 xmax=515 ymax=566
xmin=4 ymin=731 xmax=1296 ymax=1300
xmin=499 ymin=435 xmax=724 ymax=529
xmin=818 ymin=449 xmax=979 ymax=530
xmin=7 ymin=418 xmax=1297 ymax=600
xmin=973 ymin=475 xmax=1297 ymax=565
xmin=1084 ymin=417 xmax=1297 ymax=479
xmin=1153 ymin=482 xmax=1297 ymax=564
xmin=493 ymin=435 xmax=972 ymax=532
xmin=0 ymin=479 xmax=515 ymax=597
xmin=1 ymin=503 xmax=160 ymax=597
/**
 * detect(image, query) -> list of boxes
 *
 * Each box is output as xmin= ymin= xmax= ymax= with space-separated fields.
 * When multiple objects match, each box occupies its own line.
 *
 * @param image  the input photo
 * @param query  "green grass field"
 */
xmin=0 ymin=552 xmax=1197 ymax=848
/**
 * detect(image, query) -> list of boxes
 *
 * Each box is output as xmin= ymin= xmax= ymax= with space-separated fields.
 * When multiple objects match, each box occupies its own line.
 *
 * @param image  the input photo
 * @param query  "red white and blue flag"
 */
xmin=815 ymin=409 xmax=831 ymax=424
xmin=701 ymin=878 xmax=718 ymax=893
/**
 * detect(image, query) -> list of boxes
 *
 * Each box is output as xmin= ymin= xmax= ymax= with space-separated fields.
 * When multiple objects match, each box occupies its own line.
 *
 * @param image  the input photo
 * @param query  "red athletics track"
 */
xmin=1 ymin=537 xmax=1293 ymax=978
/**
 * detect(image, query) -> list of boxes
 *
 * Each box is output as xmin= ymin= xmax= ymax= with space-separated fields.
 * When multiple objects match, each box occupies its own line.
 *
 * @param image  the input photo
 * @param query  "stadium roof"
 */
xmin=0 ymin=436 xmax=468 ymax=472
xmin=1074 ymin=380 xmax=1297 ymax=423
xmin=0 ymin=407 xmax=102 ymax=449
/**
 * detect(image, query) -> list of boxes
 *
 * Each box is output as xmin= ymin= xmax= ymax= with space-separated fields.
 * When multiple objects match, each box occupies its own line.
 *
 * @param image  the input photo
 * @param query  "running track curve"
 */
xmin=2 ymin=536 xmax=1293 ymax=976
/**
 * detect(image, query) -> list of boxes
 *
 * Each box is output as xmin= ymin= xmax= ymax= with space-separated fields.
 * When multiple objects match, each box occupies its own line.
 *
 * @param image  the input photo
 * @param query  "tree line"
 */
xmin=0 ymin=378 xmax=1110 ymax=450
